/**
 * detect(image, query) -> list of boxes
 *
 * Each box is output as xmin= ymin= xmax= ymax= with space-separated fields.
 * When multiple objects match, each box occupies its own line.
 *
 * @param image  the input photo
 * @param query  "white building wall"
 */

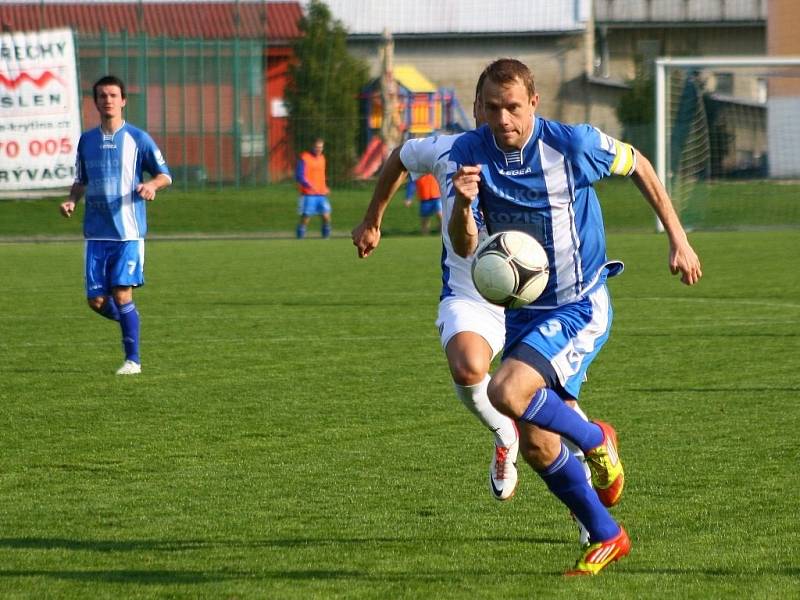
xmin=323 ymin=0 xmax=590 ymax=34
xmin=767 ymin=97 xmax=800 ymax=177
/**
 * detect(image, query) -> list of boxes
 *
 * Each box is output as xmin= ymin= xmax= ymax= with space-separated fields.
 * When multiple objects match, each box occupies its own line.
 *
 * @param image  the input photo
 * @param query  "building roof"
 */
xmin=323 ymin=0 xmax=591 ymax=37
xmin=595 ymin=0 xmax=766 ymax=24
xmin=394 ymin=65 xmax=437 ymax=93
xmin=1 ymin=2 xmax=303 ymax=42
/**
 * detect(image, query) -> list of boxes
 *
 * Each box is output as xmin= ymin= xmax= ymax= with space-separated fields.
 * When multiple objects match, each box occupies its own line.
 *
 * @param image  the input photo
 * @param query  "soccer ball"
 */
xmin=471 ymin=230 xmax=549 ymax=308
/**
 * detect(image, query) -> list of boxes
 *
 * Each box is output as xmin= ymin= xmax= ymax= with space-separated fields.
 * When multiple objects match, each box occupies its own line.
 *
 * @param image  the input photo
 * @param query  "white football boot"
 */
xmin=489 ymin=437 xmax=519 ymax=501
xmin=116 ymin=360 xmax=141 ymax=375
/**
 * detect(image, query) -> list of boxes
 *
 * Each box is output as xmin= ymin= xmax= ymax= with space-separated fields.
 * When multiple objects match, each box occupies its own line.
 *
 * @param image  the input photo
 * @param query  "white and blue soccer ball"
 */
xmin=470 ymin=230 xmax=549 ymax=309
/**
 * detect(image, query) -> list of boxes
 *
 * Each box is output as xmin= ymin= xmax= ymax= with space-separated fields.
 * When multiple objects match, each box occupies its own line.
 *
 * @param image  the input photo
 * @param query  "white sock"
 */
xmin=563 ymin=402 xmax=592 ymax=485
xmin=454 ymin=375 xmax=517 ymax=447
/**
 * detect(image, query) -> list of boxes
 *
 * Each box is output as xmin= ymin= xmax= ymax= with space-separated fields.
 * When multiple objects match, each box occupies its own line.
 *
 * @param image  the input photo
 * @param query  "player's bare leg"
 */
xmin=88 ymin=295 xmax=118 ymax=320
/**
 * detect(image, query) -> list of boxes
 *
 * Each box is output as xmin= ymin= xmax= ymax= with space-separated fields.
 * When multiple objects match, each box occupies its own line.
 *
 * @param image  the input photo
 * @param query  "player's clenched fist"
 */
xmin=60 ymin=200 xmax=76 ymax=218
xmin=351 ymin=222 xmax=380 ymax=258
xmin=452 ymin=165 xmax=482 ymax=205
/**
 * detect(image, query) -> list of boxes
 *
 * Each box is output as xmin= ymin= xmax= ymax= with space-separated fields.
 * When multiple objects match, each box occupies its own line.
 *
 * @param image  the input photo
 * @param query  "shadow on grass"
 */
xmin=630 ymin=386 xmax=800 ymax=393
xmin=0 ymin=538 xmax=214 ymax=552
xmin=0 ymin=568 xmax=236 ymax=584
xmin=7 ymin=537 xmax=795 ymax=584
xmin=1 ymin=565 xmax=798 ymax=585
xmin=0 ymin=567 xmax=485 ymax=584
xmin=0 ymin=535 xmax=570 ymax=553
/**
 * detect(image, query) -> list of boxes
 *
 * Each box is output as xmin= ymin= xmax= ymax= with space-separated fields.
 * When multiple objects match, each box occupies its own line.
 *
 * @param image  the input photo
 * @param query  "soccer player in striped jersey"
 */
xmin=60 ymin=75 xmax=172 ymax=375
xmin=352 ymin=72 xmax=597 ymax=547
xmin=449 ymin=58 xmax=702 ymax=575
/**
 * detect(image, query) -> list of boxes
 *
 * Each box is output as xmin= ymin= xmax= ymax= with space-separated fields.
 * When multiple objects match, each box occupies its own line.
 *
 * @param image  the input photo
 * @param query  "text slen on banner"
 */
xmin=0 ymin=28 xmax=81 ymax=191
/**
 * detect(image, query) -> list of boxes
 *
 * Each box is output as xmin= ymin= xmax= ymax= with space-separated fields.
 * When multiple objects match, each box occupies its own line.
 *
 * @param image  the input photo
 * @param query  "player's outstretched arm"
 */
xmin=630 ymin=151 xmax=703 ymax=286
xmin=351 ymin=146 xmax=408 ymax=258
xmin=59 ymin=182 xmax=86 ymax=218
xmin=448 ymin=165 xmax=482 ymax=258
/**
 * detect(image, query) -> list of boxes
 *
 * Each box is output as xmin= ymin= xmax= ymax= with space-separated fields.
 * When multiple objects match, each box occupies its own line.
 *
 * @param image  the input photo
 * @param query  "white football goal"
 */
xmin=654 ymin=56 xmax=800 ymax=230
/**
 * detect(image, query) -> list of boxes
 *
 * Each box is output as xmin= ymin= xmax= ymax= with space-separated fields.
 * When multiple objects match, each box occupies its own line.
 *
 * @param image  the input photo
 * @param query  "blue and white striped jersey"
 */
xmin=447 ymin=118 xmax=635 ymax=309
xmin=401 ymin=133 xmax=493 ymax=303
xmin=74 ymin=121 xmax=171 ymax=240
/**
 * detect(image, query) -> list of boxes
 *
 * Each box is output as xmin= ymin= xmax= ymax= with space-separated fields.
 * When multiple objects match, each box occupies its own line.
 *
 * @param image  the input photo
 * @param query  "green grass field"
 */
xmin=1 ymin=186 xmax=799 ymax=597
xmin=0 ymin=182 xmax=431 ymax=240
xmin=2 ymin=177 xmax=798 ymax=239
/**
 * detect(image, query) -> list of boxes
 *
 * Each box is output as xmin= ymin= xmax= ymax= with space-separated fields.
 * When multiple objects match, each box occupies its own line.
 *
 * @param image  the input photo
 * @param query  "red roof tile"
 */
xmin=1 ymin=2 xmax=303 ymax=42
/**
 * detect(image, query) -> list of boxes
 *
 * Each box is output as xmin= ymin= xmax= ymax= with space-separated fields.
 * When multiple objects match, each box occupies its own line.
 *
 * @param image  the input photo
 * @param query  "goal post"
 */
xmin=654 ymin=56 xmax=800 ymax=231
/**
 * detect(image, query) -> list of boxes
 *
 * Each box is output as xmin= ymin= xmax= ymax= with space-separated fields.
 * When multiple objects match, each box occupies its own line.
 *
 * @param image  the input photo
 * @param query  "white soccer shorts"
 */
xmin=436 ymin=295 xmax=506 ymax=358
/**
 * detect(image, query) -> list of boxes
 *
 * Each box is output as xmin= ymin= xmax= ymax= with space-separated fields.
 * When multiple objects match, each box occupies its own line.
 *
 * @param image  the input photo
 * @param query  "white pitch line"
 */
xmin=619 ymin=297 xmax=800 ymax=310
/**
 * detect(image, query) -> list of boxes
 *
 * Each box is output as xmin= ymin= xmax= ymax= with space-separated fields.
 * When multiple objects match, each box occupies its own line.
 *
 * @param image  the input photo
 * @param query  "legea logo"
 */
xmin=498 ymin=166 xmax=532 ymax=176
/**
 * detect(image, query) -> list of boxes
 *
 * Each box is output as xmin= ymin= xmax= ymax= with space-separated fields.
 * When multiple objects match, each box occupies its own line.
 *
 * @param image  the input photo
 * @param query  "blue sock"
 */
xmin=539 ymin=443 xmax=620 ymax=543
xmin=99 ymin=296 xmax=120 ymax=321
xmin=118 ymin=301 xmax=140 ymax=364
xmin=521 ymin=388 xmax=603 ymax=452
xmin=321 ymin=222 xmax=331 ymax=238
xmin=296 ymin=224 xmax=306 ymax=239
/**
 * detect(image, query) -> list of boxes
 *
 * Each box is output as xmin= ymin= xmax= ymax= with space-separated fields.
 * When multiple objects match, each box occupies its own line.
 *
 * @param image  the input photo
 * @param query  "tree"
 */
xmin=285 ymin=0 xmax=369 ymax=184
xmin=616 ymin=63 xmax=655 ymax=160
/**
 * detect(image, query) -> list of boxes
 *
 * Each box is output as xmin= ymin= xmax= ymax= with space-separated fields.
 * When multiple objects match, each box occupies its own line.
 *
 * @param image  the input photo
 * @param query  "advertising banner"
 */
xmin=0 ymin=28 xmax=81 ymax=191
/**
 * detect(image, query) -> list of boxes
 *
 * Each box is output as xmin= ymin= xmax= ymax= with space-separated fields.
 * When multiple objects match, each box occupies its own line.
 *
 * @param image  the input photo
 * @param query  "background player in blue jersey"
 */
xmin=59 ymin=75 xmax=172 ymax=375
xmin=449 ymin=58 xmax=702 ymax=575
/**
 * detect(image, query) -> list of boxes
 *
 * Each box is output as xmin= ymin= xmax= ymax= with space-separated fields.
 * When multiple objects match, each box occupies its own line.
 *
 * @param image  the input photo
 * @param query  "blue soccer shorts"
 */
xmin=503 ymin=285 xmax=613 ymax=400
xmin=84 ymin=239 xmax=145 ymax=298
xmin=298 ymin=195 xmax=331 ymax=216
xmin=419 ymin=198 xmax=442 ymax=218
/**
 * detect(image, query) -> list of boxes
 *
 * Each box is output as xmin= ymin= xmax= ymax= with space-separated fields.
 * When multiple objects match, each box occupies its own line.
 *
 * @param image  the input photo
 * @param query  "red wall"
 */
xmin=79 ymin=48 xmax=295 ymax=183
xmin=266 ymin=47 xmax=294 ymax=180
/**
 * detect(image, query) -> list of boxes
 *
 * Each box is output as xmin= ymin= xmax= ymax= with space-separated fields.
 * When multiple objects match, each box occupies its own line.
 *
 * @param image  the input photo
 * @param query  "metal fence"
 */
xmin=76 ymin=31 xmax=268 ymax=189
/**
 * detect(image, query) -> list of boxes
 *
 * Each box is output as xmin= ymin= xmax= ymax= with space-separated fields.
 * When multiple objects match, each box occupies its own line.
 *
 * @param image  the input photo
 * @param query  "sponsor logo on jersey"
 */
xmin=487 ymin=210 xmax=543 ymax=225
xmin=498 ymin=166 xmax=532 ymax=176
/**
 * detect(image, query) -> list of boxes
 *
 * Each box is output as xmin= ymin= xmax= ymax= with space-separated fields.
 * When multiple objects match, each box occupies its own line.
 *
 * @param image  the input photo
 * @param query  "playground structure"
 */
xmin=353 ymin=64 xmax=471 ymax=179
xmin=352 ymin=137 xmax=386 ymax=180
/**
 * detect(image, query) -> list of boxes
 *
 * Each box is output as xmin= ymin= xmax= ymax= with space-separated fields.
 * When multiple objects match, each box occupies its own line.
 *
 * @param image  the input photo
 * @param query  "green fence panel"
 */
xmin=76 ymin=32 xmax=267 ymax=188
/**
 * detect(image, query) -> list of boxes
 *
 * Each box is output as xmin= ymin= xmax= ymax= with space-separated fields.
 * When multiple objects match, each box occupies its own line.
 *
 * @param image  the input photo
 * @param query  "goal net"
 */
xmin=655 ymin=57 xmax=800 ymax=230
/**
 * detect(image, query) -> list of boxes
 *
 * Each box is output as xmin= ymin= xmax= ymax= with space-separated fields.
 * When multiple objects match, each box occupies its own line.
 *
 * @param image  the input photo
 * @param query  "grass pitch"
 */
xmin=0 ymin=201 xmax=798 ymax=597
